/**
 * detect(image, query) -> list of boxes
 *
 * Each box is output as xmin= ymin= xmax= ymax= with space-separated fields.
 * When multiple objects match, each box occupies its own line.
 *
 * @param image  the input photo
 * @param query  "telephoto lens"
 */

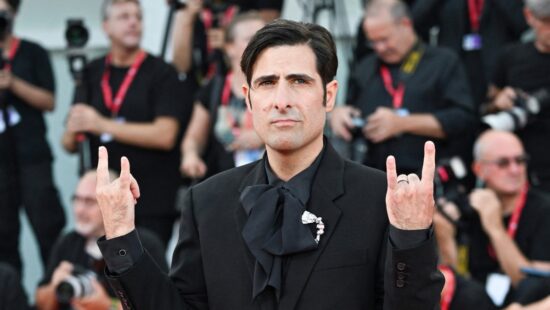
xmin=55 ymin=269 xmax=96 ymax=304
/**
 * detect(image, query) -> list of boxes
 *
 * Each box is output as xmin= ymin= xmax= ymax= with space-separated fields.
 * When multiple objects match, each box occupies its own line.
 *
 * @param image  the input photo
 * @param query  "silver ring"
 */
xmin=397 ymin=175 xmax=409 ymax=184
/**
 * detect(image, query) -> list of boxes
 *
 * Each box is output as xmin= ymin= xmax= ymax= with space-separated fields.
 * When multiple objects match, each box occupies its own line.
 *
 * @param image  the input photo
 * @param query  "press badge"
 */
xmin=463 ymin=33 xmax=482 ymax=51
xmin=0 ymin=106 xmax=22 ymax=133
xmin=100 ymin=116 xmax=125 ymax=143
xmin=395 ymin=108 xmax=410 ymax=117
xmin=486 ymin=273 xmax=511 ymax=306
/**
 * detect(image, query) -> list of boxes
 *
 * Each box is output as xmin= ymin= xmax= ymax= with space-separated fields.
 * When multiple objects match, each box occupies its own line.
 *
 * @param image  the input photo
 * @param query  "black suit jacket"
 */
xmin=106 ymin=143 xmax=443 ymax=309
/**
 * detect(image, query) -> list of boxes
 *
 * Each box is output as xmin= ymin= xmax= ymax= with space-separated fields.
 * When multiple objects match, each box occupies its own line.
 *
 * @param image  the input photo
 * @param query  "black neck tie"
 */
xmin=240 ymin=183 xmax=318 ymax=301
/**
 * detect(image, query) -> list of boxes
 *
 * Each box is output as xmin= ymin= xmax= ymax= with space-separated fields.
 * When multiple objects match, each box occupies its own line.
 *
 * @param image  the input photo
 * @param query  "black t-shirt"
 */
xmin=467 ymin=189 xmax=550 ymax=284
xmin=0 ymin=39 xmax=55 ymax=166
xmin=347 ymin=44 xmax=476 ymax=173
xmin=492 ymin=42 xmax=550 ymax=189
xmin=39 ymin=230 xmax=167 ymax=298
xmin=76 ymin=54 xmax=187 ymax=216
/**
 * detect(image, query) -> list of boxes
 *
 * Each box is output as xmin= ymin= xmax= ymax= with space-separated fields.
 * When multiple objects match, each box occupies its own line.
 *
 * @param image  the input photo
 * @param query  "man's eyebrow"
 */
xmin=285 ymin=74 xmax=315 ymax=82
xmin=253 ymin=75 xmax=279 ymax=85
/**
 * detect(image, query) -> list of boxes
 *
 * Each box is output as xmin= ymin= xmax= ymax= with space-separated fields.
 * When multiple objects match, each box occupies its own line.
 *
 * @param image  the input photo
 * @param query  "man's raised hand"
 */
xmin=96 ymin=146 xmax=140 ymax=239
xmin=385 ymin=141 xmax=436 ymax=230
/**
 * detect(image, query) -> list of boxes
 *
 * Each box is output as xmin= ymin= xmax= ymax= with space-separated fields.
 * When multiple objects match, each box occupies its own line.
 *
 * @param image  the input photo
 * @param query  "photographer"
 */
xmin=35 ymin=171 xmax=167 ymax=310
xmin=0 ymin=0 xmax=66 ymax=275
xmin=170 ymin=0 xmax=283 ymax=87
xmin=484 ymin=0 xmax=550 ymax=193
xmin=434 ymin=130 xmax=550 ymax=308
xmin=179 ymin=12 xmax=264 ymax=180
xmin=62 ymin=0 xmax=191 ymax=246
xmin=330 ymin=0 xmax=476 ymax=174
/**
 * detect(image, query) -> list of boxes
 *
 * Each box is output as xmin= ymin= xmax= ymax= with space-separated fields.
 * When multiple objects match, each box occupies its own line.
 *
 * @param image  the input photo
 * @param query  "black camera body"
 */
xmin=435 ymin=157 xmax=477 ymax=223
xmin=482 ymin=88 xmax=550 ymax=131
xmin=55 ymin=266 xmax=96 ymax=304
xmin=348 ymin=115 xmax=368 ymax=163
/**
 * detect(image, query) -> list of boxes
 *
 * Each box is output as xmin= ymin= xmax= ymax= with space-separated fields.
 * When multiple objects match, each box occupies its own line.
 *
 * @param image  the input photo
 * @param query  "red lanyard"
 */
xmin=439 ymin=265 xmax=456 ymax=310
xmin=467 ymin=0 xmax=484 ymax=32
xmin=488 ymin=183 xmax=529 ymax=259
xmin=221 ymin=72 xmax=233 ymax=106
xmin=3 ymin=37 xmax=21 ymax=72
xmin=380 ymin=65 xmax=405 ymax=109
xmin=101 ymin=50 xmax=146 ymax=116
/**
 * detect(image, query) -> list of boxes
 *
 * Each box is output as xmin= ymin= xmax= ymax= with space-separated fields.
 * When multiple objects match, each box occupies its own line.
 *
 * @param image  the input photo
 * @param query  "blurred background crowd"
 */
xmin=1 ymin=0 xmax=550 ymax=309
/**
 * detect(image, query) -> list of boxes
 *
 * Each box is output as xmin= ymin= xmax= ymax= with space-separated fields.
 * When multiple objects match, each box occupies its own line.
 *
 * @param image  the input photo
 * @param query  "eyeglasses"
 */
xmin=72 ymin=194 xmax=97 ymax=207
xmin=483 ymin=154 xmax=529 ymax=169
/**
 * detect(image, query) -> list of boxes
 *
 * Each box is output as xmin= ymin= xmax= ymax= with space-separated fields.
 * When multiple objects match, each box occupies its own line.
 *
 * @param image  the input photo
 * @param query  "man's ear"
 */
xmin=243 ymin=83 xmax=252 ymax=111
xmin=472 ymin=161 xmax=483 ymax=179
xmin=325 ymin=80 xmax=338 ymax=112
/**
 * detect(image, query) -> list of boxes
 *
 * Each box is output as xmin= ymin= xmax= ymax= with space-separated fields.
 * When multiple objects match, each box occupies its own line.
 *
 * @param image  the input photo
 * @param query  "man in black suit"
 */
xmin=95 ymin=18 xmax=443 ymax=309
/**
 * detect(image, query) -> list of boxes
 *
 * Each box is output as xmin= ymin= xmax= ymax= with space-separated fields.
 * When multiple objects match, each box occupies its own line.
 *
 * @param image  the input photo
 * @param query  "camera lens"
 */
xmin=65 ymin=20 xmax=89 ymax=48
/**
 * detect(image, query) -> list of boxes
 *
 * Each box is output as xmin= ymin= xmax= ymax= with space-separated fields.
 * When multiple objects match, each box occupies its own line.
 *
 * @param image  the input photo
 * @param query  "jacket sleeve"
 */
xmin=382 ymin=233 xmax=444 ymax=310
xmin=101 ymin=187 xmax=208 ymax=310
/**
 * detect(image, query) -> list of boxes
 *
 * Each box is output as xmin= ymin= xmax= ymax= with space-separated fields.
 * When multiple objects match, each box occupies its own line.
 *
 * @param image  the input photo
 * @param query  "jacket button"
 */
xmin=396 ymin=279 xmax=405 ymax=288
xmin=397 ymin=262 xmax=406 ymax=271
xmin=397 ymin=273 xmax=406 ymax=280
xmin=118 ymin=249 xmax=127 ymax=256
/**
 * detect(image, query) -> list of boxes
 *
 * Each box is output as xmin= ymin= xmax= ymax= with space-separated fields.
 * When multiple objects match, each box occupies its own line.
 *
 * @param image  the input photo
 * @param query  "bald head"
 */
xmin=365 ymin=0 xmax=411 ymax=21
xmin=473 ymin=130 xmax=525 ymax=161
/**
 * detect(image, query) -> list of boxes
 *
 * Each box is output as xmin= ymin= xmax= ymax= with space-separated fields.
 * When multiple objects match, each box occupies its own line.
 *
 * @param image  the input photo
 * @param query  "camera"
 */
xmin=482 ymin=88 xmax=550 ymax=131
xmin=55 ymin=266 xmax=96 ymax=304
xmin=65 ymin=19 xmax=89 ymax=82
xmin=65 ymin=19 xmax=89 ymax=49
xmin=435 ymin=157 xmax=477 ymax=223
xmin=349 ymin=115 xmax=368 ymax=163
xmin=0 ymin=10 xmax=12 ymax=41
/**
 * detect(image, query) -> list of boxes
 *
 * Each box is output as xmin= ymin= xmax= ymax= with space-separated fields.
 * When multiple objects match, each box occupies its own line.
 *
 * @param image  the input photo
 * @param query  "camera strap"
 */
xmin=467 ymin=0 xmax=484 ymax=33
xmin=379 ymin=41 xmax=424 ymax=109
xmin=101 ymin=50 xmax=147 ymax=117
xmin=439 ymin=265 xmax=456 ymax=310
xmin=487 ymin=183 xmax=529 ymax=260
xmin=2 ymin=36 xmax=20 ymax=72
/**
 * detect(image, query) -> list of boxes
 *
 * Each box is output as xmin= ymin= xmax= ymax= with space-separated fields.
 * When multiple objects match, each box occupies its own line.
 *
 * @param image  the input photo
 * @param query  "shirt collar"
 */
xmin=264 ymin=142 xmax=326 ymax=206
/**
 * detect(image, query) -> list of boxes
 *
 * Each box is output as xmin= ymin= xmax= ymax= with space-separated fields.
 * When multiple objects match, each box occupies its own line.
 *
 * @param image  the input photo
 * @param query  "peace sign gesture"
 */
xmin=385 ymin=141 xmax=436 ymax=230
xmin=96 ymin=146 xmax=140 ymax=239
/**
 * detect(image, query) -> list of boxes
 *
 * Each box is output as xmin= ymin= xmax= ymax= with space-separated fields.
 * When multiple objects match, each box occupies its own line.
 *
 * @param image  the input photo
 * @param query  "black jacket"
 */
xmin=105 ymin=142 xmax=443 ymax=309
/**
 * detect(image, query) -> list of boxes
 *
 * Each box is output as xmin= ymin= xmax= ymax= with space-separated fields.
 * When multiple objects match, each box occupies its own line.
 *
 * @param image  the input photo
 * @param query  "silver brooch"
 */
xmin=301 ymin=211 xmax=325 ymax=243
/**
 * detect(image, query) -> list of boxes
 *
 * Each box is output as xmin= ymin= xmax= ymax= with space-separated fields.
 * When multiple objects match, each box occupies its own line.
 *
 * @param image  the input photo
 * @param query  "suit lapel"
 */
xmin=278 ymin=143 xmax=345 ymax=310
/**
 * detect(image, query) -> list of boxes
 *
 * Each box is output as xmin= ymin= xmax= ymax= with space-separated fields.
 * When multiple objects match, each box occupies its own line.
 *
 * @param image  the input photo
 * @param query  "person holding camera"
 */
xmin=484 ymin=0 xmax=550 ymax=194
xmin=170 ymin=0 xmax=283 ymax=87
xmin=61 ymin=0 xmax=192 ymax=247
xmin=93 ymin=19 xmax=443 ymax=309
xmin=434 ymin=130 xmax=550 ymax=308
xmin=0 ymin=0 xmax=66 ymax=275
xmin=179 ymin=12 xmax=264 ymax=180
xmin=35 ymin=171 xmax=167 ymax=310
xmin=330 ymin=0 xmax=476 ymax=175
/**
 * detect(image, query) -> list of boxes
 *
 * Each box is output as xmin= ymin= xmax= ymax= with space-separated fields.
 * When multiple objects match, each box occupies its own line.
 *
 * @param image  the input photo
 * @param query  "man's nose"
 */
xmin=272 ymin=83 xmax=293 ymax=110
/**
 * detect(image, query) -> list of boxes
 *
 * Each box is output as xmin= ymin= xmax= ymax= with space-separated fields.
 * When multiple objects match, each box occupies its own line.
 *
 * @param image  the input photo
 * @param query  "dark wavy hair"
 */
xmin=240 ymin=19 xmax=338 ymax=89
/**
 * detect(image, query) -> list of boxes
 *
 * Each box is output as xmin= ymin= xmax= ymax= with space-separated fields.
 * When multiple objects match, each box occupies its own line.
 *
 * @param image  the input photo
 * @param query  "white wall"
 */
xmin=14 ymin=0 xmax=364 ymax=301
